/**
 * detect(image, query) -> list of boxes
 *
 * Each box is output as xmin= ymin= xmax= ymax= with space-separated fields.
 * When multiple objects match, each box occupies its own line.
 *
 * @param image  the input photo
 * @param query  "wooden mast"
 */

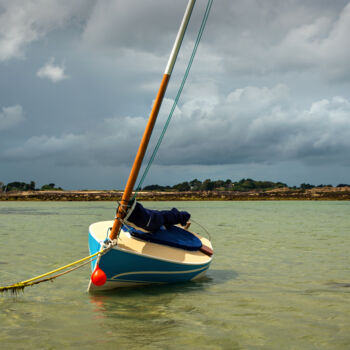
xmin=109 ymin=0 xmax=196 ymax=240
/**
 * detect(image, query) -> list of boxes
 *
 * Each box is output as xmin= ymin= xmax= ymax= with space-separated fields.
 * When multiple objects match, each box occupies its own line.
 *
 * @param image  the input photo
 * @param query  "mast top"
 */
xmin=164 ymin=0 xmax=196 ymax=76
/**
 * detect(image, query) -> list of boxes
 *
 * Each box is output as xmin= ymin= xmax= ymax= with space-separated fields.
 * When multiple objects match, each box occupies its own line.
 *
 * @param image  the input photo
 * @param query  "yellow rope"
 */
xmin=0 ymin=249 xmax=105 ymax=293
xmin=22 ymin=251 xmax=100 ymax=284
xmin=1 ymin=217 xmax=122 ymax=293
xmin=0 ymin=257 xmax=98 ymax=293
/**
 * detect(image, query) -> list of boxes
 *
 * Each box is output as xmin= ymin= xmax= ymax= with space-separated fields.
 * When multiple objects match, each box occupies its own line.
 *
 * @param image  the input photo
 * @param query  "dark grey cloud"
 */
xmin=82 ymin=0 xmax=192 ymax=55
xmin=204 ymin=0 xmax=350 ymax=81
xmin=2 ymin=88 xmax=349 ymax=168
xmin=155 ymin=89 xmax=350 ymax=167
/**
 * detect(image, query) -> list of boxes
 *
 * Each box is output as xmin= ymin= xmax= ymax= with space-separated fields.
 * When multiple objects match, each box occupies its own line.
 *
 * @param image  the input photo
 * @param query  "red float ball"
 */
xmin=91 ymin=264 xmax=107 ymax=286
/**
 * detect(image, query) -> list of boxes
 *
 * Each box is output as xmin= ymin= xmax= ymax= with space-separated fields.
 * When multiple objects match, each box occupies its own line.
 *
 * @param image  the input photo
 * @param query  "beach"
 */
xmin=1 ymin=186 xmax=350 ymax=201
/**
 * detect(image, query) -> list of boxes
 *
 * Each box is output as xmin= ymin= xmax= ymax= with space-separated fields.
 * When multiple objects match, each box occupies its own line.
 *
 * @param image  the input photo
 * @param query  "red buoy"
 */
xmin=91 ymin=264 xmax=107 ymax=286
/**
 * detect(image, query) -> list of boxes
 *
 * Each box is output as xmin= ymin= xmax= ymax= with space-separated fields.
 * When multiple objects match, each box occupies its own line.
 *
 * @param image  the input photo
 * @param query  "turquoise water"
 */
xmin=0 ymin=201 xmax=349 ymax=349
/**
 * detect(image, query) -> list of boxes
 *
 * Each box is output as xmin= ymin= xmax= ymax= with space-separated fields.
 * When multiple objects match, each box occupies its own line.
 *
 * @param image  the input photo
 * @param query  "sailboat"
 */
xmin=88 ymin=0 xmax=214 ymax=292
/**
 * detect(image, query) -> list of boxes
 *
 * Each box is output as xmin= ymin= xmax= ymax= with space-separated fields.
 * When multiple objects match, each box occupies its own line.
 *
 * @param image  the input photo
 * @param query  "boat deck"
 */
xmin=90 ymin=220 xmax=213 ymax=265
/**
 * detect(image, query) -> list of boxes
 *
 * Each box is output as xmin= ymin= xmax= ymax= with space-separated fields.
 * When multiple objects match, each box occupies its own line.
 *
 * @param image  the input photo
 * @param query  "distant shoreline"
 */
xmin=1 ymin=187 xmax=350 ymax=201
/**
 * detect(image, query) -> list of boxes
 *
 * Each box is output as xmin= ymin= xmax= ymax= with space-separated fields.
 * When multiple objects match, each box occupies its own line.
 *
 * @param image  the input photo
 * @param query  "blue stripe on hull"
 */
xmin=110 ymin=267 xmax=209 ymax=284
xmin=88 ymin=232 xmax=210 ymax=287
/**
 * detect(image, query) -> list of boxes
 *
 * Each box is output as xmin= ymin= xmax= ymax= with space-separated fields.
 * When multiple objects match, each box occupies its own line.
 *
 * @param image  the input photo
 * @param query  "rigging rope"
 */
xmin=133 ymin=0 xmax=213 ymax=197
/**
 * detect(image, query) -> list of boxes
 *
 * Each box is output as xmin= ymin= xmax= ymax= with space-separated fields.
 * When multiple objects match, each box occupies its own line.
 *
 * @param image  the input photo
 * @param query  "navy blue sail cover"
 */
xmin=123 ymin=201 xmax=201 ymax=251
xmin=124 ymin=224 xmax=202 ymax=251
xmin=126 ymin=201 xmax=190 ymax=232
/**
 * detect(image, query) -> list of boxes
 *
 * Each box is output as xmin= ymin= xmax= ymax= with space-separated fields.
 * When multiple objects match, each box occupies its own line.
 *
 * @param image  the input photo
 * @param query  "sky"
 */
xmin=1 ymin=0 xmax=350 ymax=190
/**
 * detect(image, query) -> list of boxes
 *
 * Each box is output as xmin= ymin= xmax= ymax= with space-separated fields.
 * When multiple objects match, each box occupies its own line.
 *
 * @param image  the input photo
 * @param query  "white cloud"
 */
xmin=37 ymin=58 xmax=70 ymax=83
xmin=0 ymin=105 xmax=25 ymax=131
xmin=0 ymin=0 xmax=93 ymax=61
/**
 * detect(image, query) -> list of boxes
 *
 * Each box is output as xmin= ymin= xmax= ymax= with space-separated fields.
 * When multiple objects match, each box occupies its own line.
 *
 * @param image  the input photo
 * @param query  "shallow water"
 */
xmin=0 ymin=201 xmax=349 ymax=349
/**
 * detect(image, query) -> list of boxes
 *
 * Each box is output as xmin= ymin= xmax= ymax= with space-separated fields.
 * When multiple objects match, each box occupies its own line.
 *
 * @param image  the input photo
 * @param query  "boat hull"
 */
xmin=87 ymin=221 xmax=213 ymax=291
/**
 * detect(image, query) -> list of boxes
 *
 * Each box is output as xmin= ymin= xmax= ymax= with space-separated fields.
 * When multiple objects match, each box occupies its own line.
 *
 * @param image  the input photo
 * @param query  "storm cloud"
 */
xmin=3 ymin=87 xmax=349 ymax=166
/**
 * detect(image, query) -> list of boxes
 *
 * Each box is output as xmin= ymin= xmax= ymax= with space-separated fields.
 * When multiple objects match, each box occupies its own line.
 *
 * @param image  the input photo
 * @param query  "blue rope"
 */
xmin=134 ymin=0 xmax=213 ymax=197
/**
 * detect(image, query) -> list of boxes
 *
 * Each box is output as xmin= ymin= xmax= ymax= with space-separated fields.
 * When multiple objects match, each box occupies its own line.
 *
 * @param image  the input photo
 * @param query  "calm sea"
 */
xmin=0 ymin=201 xmax=349 ymax=349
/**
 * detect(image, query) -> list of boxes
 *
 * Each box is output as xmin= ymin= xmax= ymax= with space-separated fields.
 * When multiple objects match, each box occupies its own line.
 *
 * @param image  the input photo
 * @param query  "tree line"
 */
xmin=143 ymin=178 xmax=350 ymax=192
xmin=1 ymin=178 xmax=349 ymax=193
xmin=0 ymin=181 xmax=62 ymax=192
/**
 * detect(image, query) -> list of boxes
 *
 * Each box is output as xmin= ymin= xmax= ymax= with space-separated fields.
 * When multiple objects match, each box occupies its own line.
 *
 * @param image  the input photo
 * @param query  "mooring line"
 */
xmin=0 ymin=240 xmax=116 ymax=294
